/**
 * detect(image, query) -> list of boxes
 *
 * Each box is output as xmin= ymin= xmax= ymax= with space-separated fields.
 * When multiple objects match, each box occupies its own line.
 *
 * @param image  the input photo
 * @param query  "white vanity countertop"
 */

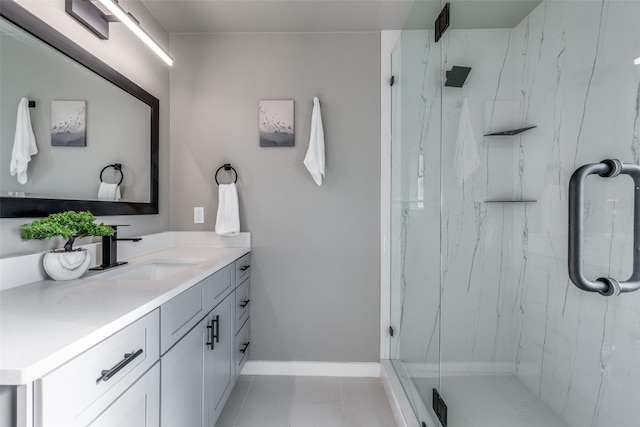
xmin=0 ymin=245 xmax=250 ymax=385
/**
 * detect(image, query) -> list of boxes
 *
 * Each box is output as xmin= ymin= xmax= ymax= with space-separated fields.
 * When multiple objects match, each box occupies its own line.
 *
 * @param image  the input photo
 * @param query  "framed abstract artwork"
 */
xmin=259 ymin=99 xmax=294 ymax=147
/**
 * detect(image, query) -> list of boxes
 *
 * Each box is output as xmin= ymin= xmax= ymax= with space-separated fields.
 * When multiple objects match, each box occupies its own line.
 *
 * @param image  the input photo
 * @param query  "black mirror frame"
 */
xmin=0 ymin=0 xmax=159 ymax=217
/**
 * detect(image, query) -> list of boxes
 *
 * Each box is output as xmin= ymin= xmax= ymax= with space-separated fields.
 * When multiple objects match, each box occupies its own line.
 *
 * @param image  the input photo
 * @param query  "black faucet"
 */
xmin=91 ymin=225 xmax=142 ymax=270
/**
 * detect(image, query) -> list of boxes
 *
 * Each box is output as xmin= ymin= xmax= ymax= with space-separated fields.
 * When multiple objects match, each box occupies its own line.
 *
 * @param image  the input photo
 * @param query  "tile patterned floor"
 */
xmin=215 ymin=376 xmax=398 ymax=427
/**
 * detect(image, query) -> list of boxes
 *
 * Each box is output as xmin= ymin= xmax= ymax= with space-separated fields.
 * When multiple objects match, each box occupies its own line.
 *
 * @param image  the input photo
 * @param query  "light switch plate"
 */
xmin=194 ymin=207 xmax=204 ymax=224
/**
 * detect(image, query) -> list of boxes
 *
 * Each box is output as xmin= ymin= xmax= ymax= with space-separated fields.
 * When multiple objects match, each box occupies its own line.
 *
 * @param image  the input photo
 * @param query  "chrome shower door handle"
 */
xmin=568 ymin=159 xmax=640 ymax=296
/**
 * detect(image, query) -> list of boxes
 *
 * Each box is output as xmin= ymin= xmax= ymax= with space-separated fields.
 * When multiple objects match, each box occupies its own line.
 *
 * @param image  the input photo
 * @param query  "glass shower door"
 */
xmin=437 ymin=1 xmax=640 ymax=426
xmin=389 ymin=28 xmax=442 ymax=427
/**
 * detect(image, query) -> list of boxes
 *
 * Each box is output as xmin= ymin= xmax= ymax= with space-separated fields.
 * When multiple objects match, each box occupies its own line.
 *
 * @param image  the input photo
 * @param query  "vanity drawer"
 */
xmin=160 ymin=278 xmax=208 ymax=354
xmin=235 ymin=319 xmax=250 ymax=376
xmin=235 ymin=277 xmax=250 ymax=333
xmin=85 ymin=362 xmax=160 ymax=427
xmin=235 ymin=253 xmax=251 ymax=286
xmin=207 ymin=264 xmax=234 ymax=310
xmin=37 ymin=310 xmax=159 ymax=427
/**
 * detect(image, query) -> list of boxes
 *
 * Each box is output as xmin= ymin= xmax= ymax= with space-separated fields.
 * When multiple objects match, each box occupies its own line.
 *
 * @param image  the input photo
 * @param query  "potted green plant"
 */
xmin=21 ymin=211 xmax=114 ymax=281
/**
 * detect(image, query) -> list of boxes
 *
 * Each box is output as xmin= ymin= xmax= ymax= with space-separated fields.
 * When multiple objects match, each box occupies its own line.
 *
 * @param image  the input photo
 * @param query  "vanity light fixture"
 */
xmin=65 ymin=0 xmax=173 ymax=66
xmin=635 ymin=57 xmax=640 ymax=65
xmin=96 ymin=0 xmax=173 ymax=66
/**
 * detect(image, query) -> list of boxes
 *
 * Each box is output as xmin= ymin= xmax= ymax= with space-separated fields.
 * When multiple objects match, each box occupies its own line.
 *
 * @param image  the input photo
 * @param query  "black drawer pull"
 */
xmin=240 ymin=299 xmax=250 ymax=308
xmin=206 ymin=320 xmax=214 ymax=350
xmin=96 ymin=349 xmax=143 ymax=383
xmin=240 ymin=342 xmax=250 ymax=354
xmin=240 ymin=265 xmax=250 ymax=271
xmin=206 ymin=315 xmax=220 ymax=350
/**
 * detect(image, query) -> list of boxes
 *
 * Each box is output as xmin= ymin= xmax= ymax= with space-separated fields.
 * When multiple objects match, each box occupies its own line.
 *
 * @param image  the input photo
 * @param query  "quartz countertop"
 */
xmin=0 ymin=245 xmax=250 ymax=385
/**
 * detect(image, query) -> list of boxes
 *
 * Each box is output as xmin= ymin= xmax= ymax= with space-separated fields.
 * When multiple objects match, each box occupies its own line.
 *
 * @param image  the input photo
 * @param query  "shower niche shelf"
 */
xmin=484 ymin=126 xmax=536 ymax=136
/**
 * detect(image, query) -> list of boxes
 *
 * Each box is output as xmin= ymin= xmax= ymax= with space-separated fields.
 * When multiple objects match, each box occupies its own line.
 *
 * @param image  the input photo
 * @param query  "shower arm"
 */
xmin=568 ymin=159 xmax=640 ymax=297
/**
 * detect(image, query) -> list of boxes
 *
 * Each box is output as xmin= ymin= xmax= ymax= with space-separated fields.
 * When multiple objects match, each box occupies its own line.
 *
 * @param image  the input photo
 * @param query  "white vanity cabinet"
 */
xmin=160 ymin=255 xmax=250 ymax=427
xmin=8 ymin=250 xmax=250 ymax=427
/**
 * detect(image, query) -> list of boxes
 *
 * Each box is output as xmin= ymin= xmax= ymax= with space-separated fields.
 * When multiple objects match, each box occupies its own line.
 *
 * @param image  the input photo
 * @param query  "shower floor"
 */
xmin=411 ymin=375 xmax=570 ymax=427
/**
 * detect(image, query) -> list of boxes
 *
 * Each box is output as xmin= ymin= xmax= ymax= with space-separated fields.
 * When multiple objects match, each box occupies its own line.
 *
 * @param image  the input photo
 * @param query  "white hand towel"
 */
xmin=97 ymin=182 xmax=122 ymax=201
xmin=10 ymin=98 xmax=38 ymax=184
xmin=304 ymin=97 xmax=325 ymax=186
xmin=454 ymin=98 xmax=480 ymax=185
xmin=215 ymin=183 xmax=240 ymax=236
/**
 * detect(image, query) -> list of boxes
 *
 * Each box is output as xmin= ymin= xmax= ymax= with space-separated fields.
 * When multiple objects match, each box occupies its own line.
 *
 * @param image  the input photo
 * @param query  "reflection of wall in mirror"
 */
xmin=0 ymin=18 xmax=151 ymax=202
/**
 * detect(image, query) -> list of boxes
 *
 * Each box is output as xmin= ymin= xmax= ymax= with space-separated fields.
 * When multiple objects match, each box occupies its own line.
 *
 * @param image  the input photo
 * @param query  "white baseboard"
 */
xmin=240 ymin=361 xmax=381 ymax=377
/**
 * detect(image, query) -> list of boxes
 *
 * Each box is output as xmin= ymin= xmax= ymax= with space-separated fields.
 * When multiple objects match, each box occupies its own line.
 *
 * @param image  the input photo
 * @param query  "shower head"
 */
xmin=445 ymin=66 xmax=472 ymax=87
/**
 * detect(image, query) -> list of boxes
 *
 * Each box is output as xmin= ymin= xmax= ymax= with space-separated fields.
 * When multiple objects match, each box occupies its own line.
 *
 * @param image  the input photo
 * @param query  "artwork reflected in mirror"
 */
xmin=51 ymin=100 xmax=87 ymax=147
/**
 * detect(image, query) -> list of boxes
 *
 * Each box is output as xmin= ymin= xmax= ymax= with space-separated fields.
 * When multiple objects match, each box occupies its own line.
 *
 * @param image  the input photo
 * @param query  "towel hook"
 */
xmin=100 ymin=163 xmax=124 ymax=186
xmin=215 ymin=164 xmax=238 ymax=185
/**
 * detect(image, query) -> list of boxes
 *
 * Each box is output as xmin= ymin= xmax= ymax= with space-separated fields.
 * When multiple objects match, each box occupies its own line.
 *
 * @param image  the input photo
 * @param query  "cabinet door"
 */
xmin=161 ymin=316 xmax=209 ymax=427
xmin=89 ymin=363 xmax=160 ymax=427
xmin=205 ymin=295 xmax=234 ymax=427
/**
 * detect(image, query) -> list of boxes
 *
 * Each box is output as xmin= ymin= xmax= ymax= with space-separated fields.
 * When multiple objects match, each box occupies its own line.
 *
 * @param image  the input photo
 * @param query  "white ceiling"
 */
xmin=139 ymin=0 xmax=542 ymax=34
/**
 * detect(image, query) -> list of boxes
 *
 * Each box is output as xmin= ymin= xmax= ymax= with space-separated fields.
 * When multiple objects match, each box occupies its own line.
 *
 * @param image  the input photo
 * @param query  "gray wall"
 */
xmin=170 ymin=33 xmax=381 ymax=362
xmin=0 ymin=0 xmax=171 ymax=257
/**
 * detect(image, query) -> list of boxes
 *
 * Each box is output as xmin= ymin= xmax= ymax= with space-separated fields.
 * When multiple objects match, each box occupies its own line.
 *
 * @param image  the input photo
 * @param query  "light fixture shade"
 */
xmin=97 ymin=0 xmax=173 ymax=66
xmin=635 ymin=57 xmax=640 ymax=65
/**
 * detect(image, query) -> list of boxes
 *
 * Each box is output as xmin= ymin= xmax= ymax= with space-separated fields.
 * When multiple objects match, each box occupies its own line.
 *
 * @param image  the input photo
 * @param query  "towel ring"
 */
xmin=215 ymin=164 xmax=238 ymax=185
xmin=100 ymin=163 xmax=124 ymax=186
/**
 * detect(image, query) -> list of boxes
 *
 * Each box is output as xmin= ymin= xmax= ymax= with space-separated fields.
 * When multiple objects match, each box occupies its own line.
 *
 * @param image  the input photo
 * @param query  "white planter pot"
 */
xmin=43 ymin=249 xmax=91 ymax=281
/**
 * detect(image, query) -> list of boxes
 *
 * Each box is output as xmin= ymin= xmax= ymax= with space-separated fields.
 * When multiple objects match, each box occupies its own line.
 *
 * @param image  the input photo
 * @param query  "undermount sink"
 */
xmin=101 ymin=259 xmax=205 ymax=281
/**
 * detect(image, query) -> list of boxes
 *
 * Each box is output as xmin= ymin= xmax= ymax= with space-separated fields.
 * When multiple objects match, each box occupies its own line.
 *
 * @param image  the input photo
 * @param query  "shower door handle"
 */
xmin=568 ymin=159 xmax=640 ymax=296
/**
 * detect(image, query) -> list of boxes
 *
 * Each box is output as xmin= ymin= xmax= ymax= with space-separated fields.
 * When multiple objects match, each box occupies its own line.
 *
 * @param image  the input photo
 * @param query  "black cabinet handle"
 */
xmin=240 ymin=265 xmax=250 ymax=271
xmin=96 ymin=349 xmax=143 ymax=383
xmin=240 ymin=299 xmax=250 ymax=308
xmin=206 ymin=321 xmax=213 ymax=349
xmin=214 ymin=315 xmax=220 ymax=343
xmin=240 ymin=342 xmax=250 ymax=354
xmin=207 ymin=315 xmax=220 ymax=350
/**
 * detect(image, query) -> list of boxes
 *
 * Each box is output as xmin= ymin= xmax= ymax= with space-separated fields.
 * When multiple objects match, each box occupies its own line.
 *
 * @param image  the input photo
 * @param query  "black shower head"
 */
xmin=445 ymin=66 xmax=472 ymax=87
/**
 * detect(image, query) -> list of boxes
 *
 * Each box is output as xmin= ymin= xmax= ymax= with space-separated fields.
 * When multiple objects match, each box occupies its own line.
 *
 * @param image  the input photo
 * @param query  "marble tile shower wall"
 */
xmin=391 ymin=0 xmax=640 ymax=426
xmin=439 ymin=28 xmax=520 ymax=374
xmin=508 ymin=1 xmax=640 ymax=426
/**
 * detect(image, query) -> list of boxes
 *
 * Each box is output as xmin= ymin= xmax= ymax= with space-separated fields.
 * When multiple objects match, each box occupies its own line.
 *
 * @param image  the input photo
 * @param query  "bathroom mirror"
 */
xmin=0 ymin=1 xmax=159 ymax=217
